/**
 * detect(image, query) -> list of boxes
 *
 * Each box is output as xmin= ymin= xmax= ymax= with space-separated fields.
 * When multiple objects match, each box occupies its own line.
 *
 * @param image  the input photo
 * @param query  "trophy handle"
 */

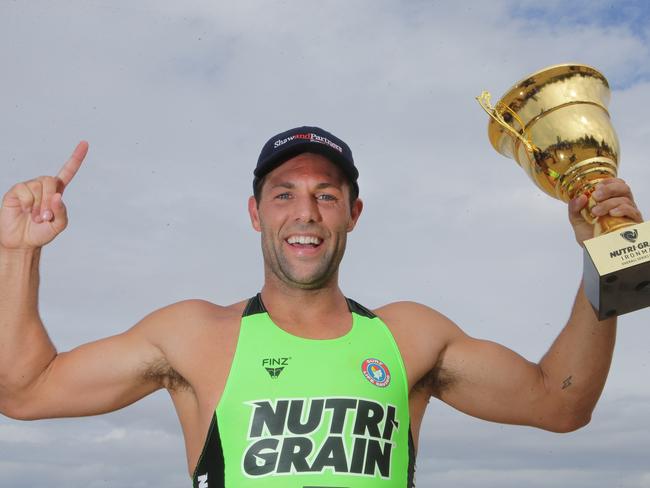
xmin=476 ymin=91 xmax=538 ymax=153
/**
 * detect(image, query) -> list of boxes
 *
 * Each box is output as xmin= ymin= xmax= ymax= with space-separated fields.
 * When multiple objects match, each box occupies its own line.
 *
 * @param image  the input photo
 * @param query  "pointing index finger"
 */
xmin=57 ymin=140 xmax=89 ymax=189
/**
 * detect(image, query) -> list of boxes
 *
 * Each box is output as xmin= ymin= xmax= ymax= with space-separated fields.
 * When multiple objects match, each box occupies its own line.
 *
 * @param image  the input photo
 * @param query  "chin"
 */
xmin=286 ymin=275 xmax=330 ymax=290
xmin=282 ymin=268 xmax=336 ymax=290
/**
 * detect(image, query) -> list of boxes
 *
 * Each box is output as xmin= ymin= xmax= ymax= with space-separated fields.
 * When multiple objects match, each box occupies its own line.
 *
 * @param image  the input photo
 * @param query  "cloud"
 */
xmin=93 ymin=427 xmax=126 ymax=443
xmin=1 ymin=1 xmax=650 ymax=487
xmin=0 ymin=424 xmax=53 ymax=444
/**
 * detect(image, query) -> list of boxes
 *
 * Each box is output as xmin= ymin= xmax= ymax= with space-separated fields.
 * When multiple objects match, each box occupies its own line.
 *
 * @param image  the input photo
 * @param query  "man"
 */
xmin=0 ymin=126 xmax=643 ymax=487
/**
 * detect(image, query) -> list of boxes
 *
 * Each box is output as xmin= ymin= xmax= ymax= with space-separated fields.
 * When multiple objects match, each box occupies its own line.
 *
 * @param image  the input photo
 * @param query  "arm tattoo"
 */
xmin=561 ymin=375 xmax=573 ymax=390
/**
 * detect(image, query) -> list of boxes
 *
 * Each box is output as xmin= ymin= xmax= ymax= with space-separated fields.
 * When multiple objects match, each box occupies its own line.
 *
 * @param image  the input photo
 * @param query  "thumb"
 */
xmin=50 ymin=193 xmax=68 ymax=232
xmin=568 ymin=194 xmax=588 ymax=223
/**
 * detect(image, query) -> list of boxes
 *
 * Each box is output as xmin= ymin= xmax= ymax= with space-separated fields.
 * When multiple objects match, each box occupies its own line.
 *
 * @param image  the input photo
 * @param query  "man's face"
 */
xmin=248 ymin=152 xmax=363 ymax=290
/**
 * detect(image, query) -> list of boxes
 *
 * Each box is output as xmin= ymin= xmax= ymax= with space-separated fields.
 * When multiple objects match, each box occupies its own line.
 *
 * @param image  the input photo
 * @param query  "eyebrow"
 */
xmin=270 ymin=182 xmax=341 ymax=191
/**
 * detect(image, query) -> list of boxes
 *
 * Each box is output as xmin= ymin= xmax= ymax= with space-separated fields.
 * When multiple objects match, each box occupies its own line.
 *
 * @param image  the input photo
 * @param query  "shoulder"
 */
xmin=163 ymin=298 xmax=247 ymax=321
xmin=371 ymin=301 xmax=467 ymax=390
xmin=134 ymin=298 xmax=250 ymax=391
xmin=373 ymin=301 xmax=462 ymax=340
xmin=131 ymin=298 xmax=249 ymax=344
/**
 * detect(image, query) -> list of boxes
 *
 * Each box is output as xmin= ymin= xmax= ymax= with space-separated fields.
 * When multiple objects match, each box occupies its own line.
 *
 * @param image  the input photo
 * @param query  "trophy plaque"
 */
xmin=477 ymin=63 xmax=650 ymax=320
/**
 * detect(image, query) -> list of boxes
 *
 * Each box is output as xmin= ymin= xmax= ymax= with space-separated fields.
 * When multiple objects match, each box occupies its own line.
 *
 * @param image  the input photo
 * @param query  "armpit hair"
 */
xmin=414 ymin=359 xmax=457 ymax=398
xmin=143 ymin=358 xmax=191 ymax=392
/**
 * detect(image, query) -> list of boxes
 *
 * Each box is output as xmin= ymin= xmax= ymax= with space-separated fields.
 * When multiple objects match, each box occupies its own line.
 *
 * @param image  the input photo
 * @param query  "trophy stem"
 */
xmin=556 ymin=157 xmax=617 ymax=201
xmin=593 ymin=214 xmax=637 ymax=236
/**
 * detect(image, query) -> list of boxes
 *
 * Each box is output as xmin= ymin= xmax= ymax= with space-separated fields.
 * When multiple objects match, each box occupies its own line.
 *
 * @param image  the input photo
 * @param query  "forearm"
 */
xmin=538 ymin=282 xmax=616 ymax=426
xmin=0 ymin=247 xmax=57 ymax=399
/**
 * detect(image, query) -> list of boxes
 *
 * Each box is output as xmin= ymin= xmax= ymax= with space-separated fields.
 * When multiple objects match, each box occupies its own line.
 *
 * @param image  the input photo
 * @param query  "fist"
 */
xmin=568 ymin=178 xmax=643 ymax=245
xmin=0 ymin=142 xmax=88 ymax=250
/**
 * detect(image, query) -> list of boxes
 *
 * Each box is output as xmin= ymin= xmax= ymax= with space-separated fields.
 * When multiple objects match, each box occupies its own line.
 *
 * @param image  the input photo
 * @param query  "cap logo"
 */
xmin=273 ymin=132 xmax=343 ymax=153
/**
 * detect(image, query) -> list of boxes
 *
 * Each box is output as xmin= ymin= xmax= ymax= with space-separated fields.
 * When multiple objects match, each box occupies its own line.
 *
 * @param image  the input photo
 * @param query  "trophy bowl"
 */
xmin=477 ymin=63 xmax=650 ymax=319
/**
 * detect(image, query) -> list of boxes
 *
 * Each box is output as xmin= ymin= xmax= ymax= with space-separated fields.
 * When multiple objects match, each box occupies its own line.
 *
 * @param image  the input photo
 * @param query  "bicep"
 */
xmin=381 ymin=301 xmax=566 ymax=431
xmin=435 ymin=335 xmax=555 ymax=429
xmin=10 ymin=321 xmax=165 ymax=420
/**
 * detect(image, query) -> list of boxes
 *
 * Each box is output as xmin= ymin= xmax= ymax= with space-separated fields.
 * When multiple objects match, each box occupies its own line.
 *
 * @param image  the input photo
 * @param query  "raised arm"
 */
xmin=425 ymin=285 xmax=616 ymax=432
xmin=387 ymin=179 xmax=642 ymax=433
xmin=0 ymin=143 xmax=166 ymax=420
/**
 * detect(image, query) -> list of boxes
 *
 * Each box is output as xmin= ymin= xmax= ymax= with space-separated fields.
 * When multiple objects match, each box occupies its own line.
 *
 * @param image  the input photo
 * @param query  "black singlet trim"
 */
xmin=345 ymin=297 xmax=377 ymax=318
xmin=191 ymin=414 xmax=225 ymax=487
xmin=243 ymin=293 xmax=377 ymax=319
xmin=407 ymin=426 xmax=416 ymax=487
xmin=242 ymin=293 xmax=267 ymax=317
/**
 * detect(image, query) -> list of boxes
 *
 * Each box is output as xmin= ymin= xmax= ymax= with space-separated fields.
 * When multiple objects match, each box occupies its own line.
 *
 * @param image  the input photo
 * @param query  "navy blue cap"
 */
xmin=254 ymin=126 xmax=358 ymax=195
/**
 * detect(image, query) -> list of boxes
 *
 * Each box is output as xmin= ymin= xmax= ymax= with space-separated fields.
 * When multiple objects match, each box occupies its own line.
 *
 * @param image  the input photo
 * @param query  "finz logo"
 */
xmin=361 ymin=358 xmax=391 ymax=388
xmin=262 ymin=357 xmax=290 ymax=379
xmin=621 ymin=229 xmax=638 ymax=243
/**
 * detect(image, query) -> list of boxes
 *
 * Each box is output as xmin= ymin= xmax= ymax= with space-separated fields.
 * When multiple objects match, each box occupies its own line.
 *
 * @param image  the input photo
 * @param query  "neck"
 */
xmin=259 ymin=274 xmax=352 ymax=338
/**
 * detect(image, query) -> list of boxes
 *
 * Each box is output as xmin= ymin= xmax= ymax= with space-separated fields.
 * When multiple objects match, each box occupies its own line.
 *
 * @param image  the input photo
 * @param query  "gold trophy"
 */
xmin=477 ymin=63 xmax=650 ymax=319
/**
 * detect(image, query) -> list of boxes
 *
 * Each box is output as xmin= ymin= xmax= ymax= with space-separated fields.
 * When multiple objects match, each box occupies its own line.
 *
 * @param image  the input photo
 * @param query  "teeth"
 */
xmin=287 ymin=235 xmax=322 ymax=245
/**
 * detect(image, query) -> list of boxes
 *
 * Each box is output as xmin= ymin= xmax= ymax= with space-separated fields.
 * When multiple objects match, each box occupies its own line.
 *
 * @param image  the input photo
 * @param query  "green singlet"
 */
xmin=192 ymin=294 xmax=415 ymax=487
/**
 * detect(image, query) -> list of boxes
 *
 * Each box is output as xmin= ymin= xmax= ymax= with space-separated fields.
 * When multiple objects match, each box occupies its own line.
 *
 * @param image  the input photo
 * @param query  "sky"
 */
xmin=1 ymin=0 xmax=650 ymax=486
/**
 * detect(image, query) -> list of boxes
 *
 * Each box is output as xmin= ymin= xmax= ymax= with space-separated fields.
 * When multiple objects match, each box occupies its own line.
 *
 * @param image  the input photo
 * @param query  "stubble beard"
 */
xmin=260 ymin=227 xmax=346 ymax=291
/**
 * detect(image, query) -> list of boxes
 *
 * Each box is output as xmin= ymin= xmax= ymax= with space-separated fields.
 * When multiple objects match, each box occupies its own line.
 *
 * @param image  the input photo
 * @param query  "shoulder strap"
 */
xmin=345 ymin=297 xmax=377 ymax=318
xmin=242 ymin=293 xmax=266 ymax=317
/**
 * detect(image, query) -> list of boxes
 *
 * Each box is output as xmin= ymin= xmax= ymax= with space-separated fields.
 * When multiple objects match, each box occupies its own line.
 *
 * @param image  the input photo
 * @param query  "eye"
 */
xmin=317 ymin=194 xmax=337 ymax=201
xmin=275 ymin=192 xmax=291 ymax=200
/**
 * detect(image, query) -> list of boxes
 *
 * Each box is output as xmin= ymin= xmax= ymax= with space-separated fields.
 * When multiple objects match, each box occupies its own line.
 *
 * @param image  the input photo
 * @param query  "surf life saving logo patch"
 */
xmin=362 ymin=358 xmax=391 ymax=387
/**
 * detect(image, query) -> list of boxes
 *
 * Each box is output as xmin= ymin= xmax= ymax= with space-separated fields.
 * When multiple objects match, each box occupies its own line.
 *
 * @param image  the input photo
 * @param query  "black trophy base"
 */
xmin=583 ymin=250 xmax=650 ymax=320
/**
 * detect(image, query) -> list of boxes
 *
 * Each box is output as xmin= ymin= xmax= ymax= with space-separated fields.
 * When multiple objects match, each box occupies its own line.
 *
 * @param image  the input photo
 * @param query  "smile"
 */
xmin=285 ymin=235 xmax=323 ymax=247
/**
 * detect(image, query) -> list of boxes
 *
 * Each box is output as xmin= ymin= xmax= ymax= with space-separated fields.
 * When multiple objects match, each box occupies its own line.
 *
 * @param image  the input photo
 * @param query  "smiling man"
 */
xmin=0 ymin=126 xmax=643 ymax=487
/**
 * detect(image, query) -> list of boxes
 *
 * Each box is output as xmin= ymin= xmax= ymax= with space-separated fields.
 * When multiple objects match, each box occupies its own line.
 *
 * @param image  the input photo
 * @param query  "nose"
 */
xmin=294 ymin=193 xmax=322 ymax=224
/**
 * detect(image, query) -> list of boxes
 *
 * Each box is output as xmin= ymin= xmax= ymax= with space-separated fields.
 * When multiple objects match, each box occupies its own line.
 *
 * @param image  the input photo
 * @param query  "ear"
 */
xmin=347 ymin=198 xmax=363 ymax=232
xmin=248 ymin=195 xmax=262 ymax=232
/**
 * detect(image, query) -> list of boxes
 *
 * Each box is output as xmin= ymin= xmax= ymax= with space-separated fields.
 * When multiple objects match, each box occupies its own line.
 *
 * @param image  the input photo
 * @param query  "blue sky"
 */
xmin=510 ymin=0 xmax=650 ymax=88
xmin=512 ymin=0 xmax=650 ymax=33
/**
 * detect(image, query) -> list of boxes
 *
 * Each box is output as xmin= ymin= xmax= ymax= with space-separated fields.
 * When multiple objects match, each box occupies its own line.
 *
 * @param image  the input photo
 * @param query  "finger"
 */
xmin=593 ymin=197 xmax=643 ymax=222
xmin=39 ymin=176 xmax=63 ymax=222
xmin=592 ymin=178 xmax=632 ymax=202
xmin=3 ymin=182 xmax=35 ymax=213
xmin=594 ymin=177 xmax=621 ymax=186
xmin=25 ymin=180 xmax=44 ymax=223
xmin=591 ymin=196 xmax=634 ymax=215
xmin=609 ymin=204 xmax=643 ymax=222
xmin=57 ymin=140 xmax=89 ymax=189
xmin=569 ymin=193 xmax=588 ymax=212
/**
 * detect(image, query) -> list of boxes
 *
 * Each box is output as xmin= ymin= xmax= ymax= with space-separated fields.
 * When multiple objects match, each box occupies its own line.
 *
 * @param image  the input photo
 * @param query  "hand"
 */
xmin=568 ymin=178 xmax=643 ymax=246
xmin=0 ymin=141 xmax=89 ymax=250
